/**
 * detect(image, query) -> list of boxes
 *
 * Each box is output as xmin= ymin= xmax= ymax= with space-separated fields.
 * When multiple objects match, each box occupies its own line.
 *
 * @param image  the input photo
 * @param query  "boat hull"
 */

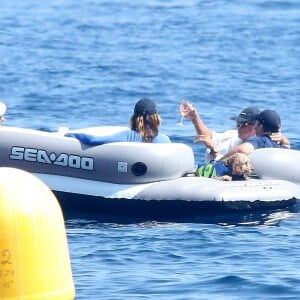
xmin=35 ymin=173 xmax=299 ymax=221
xmin=54 ymin=190 xmax=297 ymax=222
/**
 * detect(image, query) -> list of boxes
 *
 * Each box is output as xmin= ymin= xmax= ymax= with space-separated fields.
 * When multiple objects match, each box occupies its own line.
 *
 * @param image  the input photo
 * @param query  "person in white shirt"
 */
xmin=180 ymin=101 xmax=289 ymax=162
xmin=220 ymin=109 xmax=289 ymax=161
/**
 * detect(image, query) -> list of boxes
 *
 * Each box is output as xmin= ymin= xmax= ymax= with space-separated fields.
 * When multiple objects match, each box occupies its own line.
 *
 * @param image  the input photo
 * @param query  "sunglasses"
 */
xmin=237 ymin=122 xmax=255 ymax=128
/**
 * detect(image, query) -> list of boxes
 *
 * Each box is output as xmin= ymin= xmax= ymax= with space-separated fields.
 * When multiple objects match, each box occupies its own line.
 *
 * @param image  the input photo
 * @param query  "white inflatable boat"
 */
xmin=0 ymin=125 xmax=299 ymax=221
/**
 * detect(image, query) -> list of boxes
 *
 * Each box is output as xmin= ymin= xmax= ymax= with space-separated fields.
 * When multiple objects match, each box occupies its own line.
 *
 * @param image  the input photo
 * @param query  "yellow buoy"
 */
xmin=0 ymin=167 xmax=75 ymax=299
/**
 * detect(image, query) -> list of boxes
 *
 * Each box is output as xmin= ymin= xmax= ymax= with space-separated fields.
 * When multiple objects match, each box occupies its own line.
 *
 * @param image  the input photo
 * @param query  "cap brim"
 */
xmin=229 ymin=116 xmax=249 ymax=122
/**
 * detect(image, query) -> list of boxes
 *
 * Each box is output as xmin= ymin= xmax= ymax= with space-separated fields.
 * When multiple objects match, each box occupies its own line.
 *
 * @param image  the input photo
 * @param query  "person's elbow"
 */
xmin=231 ymin=143 xmax=254 ymax=156
xmin=237 ymin=143 xmax=255 ymax=155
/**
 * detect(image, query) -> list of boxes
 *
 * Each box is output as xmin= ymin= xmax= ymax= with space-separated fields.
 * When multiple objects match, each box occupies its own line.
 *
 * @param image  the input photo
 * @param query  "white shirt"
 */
xmin=205 ymin=130 xmax=242 ymax=162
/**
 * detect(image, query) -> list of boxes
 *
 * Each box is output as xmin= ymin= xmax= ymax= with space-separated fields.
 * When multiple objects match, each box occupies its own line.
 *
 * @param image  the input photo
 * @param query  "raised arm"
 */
xmin=180 ymin=101 xmax=212 ymax=137
xmin=180 ymin=100 xmax=221 ymax=156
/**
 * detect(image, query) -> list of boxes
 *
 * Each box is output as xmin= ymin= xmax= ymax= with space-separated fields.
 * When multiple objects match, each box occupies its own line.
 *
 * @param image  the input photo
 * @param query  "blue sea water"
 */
xmin=1 ymin=0 xmax=300 ymax=299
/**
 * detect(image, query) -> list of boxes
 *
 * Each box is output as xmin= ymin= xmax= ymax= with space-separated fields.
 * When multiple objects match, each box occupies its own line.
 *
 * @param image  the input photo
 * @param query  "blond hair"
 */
xmin=130 ymin=113 xmax=162 ymax=143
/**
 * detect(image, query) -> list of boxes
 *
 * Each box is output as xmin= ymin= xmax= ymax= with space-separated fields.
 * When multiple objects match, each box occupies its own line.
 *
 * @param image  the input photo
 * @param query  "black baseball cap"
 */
xmin=256 ymin=109 xmax=281 ymax=132
xmin=230 ymin=107 xmax=260 ymax=122
xmin=134 ymin=98 xmax=157 ymax=116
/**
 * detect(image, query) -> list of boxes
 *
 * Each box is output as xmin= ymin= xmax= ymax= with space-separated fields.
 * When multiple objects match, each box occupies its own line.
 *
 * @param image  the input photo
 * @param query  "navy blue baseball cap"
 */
xmin=256 ymin=109 xmax=281 ymax=132
xmin=230 ymin=107 xmax=260 ymax=122
xmin=134 ymin=98 xmax=157 ymax=116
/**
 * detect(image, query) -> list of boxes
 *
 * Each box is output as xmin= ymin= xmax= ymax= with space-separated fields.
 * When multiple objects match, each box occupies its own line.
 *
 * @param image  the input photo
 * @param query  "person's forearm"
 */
xmin=217 ymin=143 xmax=254 ymax=161
xmin=189 ymin=110 xmax=211 ymax=137
xmin=189 ymin=110 xmax=219 ymax=155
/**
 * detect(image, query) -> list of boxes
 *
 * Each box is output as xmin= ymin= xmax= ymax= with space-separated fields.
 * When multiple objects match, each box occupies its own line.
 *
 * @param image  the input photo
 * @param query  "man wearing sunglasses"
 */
xmin=180 ymin=103 xmax=289 ymax=162
xmin=220 ymin=109 xmax=290 ymax=161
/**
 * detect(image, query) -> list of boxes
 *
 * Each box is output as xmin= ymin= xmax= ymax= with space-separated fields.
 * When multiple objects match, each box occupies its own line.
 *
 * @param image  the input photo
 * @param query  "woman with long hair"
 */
xmin=128 ymin=98 xmax=170 ymax=143
xmin=65 ymin=98 xmax=170 ymax=144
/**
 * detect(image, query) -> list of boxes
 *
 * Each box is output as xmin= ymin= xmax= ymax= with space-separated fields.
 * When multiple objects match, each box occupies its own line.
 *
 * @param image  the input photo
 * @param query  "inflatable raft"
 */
xmin=0 ymin=125 xmax=299 ymax=221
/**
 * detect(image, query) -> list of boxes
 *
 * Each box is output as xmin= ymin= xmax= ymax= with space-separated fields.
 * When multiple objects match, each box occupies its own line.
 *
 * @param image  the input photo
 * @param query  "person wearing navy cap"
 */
xmin=127 ymin=98 xmax=171 ymax=143
xmin=247 ymin=109 xmax=288 ymax=149
xmin=219 ymin=109 xmax=289 ymax=161
xmin=180 ymin=102 xmax=289 ymax=162
xmin=65 ymin=98 xmax=170 ymax=145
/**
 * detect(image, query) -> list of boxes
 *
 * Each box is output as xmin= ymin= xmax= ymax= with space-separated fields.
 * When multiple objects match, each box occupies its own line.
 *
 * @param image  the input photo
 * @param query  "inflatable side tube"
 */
xmin=65 ymin=130 xmax=129 ymax=145
xmin=249 ymin=148 xmax=300 ymax=183
xmin=0 ymin=126 xmax=195 ymax=184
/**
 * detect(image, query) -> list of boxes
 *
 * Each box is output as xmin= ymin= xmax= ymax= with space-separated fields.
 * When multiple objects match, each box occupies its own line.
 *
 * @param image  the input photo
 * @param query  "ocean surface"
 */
xmin=1 ymin=0 xmax=300 ymax=299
